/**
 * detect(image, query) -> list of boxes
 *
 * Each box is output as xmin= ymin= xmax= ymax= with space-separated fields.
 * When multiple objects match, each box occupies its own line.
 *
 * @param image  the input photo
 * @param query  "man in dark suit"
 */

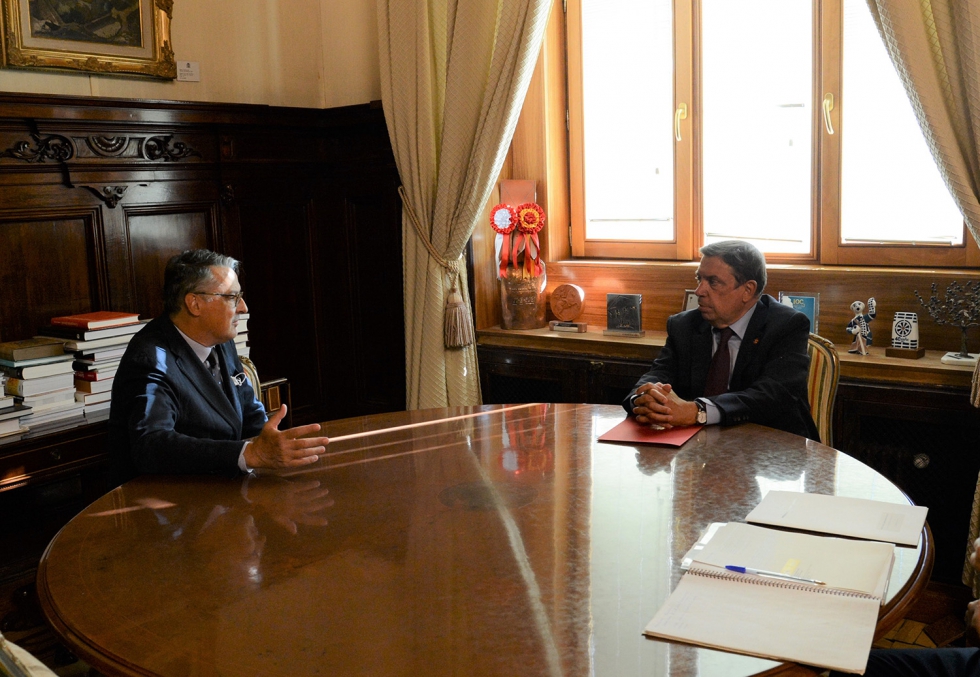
xmin=109 ymin=249 xmax=328 ymax=484
xmin=623 ymin=240 xmax=819 ymax=440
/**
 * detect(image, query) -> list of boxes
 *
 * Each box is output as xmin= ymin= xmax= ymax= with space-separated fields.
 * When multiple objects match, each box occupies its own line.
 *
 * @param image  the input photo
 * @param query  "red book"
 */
xmin=50 ymin=311 xmax=140 ymax=330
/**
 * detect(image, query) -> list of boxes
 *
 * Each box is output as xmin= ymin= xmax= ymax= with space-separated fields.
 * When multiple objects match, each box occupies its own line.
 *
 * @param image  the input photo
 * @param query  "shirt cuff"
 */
xmin=698 ymin=398 xmax=721 ymax=426
xmin=238 ymin=441 xmax=252 ymax=473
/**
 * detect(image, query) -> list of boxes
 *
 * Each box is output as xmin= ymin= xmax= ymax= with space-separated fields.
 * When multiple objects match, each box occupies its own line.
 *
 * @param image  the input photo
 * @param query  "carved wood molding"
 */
xmin=1 ymin=133 xmax=74 ymax=163
xmin=143 ymin=135 xmax=201 ymax=162
xmin=2 ymin=133 xmax=201 ymax=163
xmin=81 ymin=185 xmax=129 ymax=208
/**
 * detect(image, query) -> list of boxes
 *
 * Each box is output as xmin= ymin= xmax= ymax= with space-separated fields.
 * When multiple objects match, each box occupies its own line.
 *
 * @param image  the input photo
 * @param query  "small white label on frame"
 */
xmin=177 ymin=61 xmax=201 ymax=82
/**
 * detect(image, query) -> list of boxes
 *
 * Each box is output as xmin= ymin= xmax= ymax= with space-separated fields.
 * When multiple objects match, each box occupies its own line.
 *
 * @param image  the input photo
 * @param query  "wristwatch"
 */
xmin=694 ymin=399 xmax=708 ymax=425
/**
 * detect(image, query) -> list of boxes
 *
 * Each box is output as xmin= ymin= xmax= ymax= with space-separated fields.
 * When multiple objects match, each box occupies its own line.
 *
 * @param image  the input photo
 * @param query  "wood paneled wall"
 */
xmin=0 ymin=94 xmax=404 ymax=425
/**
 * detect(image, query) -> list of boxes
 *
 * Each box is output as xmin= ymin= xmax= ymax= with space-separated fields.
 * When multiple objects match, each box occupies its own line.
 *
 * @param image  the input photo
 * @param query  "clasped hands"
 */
xmin=244 ymin=404 xmax=329 ymax=469
xmin=631 ymin=382 xmax=699 ymax=429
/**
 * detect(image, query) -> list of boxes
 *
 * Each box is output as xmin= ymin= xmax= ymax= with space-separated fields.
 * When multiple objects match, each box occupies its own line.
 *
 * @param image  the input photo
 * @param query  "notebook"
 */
xmin=644 ymin=523 xmax=895 ymax=674
xmin=745 ymin=491 xmax=928 ymax=547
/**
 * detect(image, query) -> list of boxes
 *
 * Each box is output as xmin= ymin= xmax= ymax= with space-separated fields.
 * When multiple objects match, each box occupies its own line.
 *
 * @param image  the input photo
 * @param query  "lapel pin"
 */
xmin=753 ymin=338 xmax=759 ymax=344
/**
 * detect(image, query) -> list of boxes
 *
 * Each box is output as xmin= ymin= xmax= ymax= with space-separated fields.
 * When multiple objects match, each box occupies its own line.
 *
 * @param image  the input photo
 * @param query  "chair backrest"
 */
xmin=240 ymin=355 xmax=260 ymax=392
xmin=806 ymin=332 xmax=840 ymax=446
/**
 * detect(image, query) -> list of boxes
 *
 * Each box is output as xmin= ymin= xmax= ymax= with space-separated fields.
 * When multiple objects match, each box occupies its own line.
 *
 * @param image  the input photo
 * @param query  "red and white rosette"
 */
xmin=490 ymin=203 xmax=517 ymax=277
xmin=515 ymin=202 xmax=545 ymax=276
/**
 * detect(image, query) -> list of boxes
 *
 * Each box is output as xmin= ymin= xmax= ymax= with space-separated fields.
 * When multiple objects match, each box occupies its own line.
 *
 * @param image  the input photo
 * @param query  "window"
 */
xmin=567 ymin=0 xmax=977 ymax=266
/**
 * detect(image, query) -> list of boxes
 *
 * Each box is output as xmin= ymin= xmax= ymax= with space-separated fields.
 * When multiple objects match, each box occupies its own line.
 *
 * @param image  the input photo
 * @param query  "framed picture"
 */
xmin=1 ymin=0 xmax=176 ymax=78
xmin=682 ymin=289 xmax=698 ymax=312
xmin=778 ymin=292 xmax=820 ymax=334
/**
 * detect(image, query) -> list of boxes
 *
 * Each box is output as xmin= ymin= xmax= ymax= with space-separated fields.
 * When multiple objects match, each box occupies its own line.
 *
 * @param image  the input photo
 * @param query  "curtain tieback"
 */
xmin=398 ymin=186 xmax=474 ymax=349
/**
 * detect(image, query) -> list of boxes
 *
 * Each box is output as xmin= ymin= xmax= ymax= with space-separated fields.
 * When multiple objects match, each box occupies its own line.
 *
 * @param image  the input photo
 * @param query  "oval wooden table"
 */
xmin=37 ymin=404 xmax=932 ymax=677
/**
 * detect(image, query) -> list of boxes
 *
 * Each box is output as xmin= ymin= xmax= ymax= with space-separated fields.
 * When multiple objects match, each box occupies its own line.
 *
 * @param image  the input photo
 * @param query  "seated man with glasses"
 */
xmin=624 ymin=239 xmax=819 ymax=440
xmin=108 ymin=249 xmax=328 ymax=484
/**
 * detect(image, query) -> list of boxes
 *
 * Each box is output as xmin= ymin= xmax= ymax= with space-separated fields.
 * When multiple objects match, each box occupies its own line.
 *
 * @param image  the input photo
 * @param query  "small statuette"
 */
xmin=846 ymin=297 xmax=876 ymax=355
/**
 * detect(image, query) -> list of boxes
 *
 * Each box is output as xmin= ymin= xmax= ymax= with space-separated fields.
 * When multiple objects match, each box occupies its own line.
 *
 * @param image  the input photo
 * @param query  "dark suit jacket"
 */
xmin=623 ymin=295 xmax=819 ymax=440
xmin=108 ymin=315 xmax=267 ymax=484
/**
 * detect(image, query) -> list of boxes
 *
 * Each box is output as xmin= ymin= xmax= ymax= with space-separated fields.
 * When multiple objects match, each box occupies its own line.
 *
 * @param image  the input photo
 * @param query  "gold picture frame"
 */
xmin=0 ymin=0 xmax=175 ymax=79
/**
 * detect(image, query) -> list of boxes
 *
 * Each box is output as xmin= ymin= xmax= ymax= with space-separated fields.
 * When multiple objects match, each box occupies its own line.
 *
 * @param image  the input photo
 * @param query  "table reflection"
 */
xmin=39 ymin=404 xmax=925 ymax=677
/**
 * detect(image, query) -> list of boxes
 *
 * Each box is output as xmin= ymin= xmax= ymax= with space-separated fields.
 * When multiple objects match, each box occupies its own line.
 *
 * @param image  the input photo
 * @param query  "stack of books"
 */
xmin=37 ymin=311 xmax=144 ymax=419
xmin=235 ymin=312 xmax=250 ymax=357
xmin=0 ymin=393 xmax=32 ymax=442
xmin=0 ymin=337 xmax=78 ymax=433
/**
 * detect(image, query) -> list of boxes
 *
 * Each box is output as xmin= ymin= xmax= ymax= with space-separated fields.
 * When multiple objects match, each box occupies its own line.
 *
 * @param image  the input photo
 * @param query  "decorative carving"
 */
xmin=2 ymin=133 xmax=74 ymax=163
xmin=81 ymin=185 xmax=129 ymax=208
xmin=142 ymin=135 xmax=201 ymax=162
xmin=86 ymin=137 xmax=129 ymax=156
xmin=157 ymin=0 xmax=174 ymax=19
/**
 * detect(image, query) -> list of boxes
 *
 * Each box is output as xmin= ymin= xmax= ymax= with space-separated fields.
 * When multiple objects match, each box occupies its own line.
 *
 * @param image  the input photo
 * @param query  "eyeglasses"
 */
xmin=194 ymin=291 xmax=245 ymax=305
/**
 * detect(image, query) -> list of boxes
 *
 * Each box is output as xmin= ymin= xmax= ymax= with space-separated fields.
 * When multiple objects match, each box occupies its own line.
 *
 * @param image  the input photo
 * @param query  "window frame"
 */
xmin=564 ymin=0 xmax=979 ymax=267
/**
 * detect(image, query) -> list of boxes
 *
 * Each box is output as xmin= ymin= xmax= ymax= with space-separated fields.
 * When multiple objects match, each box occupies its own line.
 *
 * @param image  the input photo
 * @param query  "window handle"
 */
xmin=822 ymin=93 xmax=835 ymax=135
xmin=675 ymin=103 xmax=688 ymax=141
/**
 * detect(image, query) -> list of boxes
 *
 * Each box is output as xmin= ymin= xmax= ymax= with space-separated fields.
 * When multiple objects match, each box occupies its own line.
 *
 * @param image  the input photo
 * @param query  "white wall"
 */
xmin=0 ymin=0 xmax=381 ymax=109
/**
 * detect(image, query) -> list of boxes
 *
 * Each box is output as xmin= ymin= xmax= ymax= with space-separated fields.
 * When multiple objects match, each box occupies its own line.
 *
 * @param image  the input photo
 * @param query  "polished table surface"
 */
xmin=38 ymin=404 xmax=931 ymax=677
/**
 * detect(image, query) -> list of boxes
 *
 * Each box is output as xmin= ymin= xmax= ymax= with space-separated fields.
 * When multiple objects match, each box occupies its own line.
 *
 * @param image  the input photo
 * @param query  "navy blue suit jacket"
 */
xmin=623 ymin=295 xmax=819 ymax=440
xmin=108 ymin=315 xmax=267 ymax=484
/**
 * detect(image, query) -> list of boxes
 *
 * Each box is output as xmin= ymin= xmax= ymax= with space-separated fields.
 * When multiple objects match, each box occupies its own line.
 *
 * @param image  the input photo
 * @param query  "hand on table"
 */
xmin=244 ymin=404 xmax=329 ymax=469
xmin=631 ymin=382 xmax=700 ymax=428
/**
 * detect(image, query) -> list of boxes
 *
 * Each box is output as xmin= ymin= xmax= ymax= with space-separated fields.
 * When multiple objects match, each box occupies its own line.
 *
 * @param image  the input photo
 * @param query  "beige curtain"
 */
xmin=377 ymin=0 xmax=551 ymax=409
xmin=864 ymin=0 xmax=980 ymax=591
xmin=866 ymin=1 xmax=980 ymax=406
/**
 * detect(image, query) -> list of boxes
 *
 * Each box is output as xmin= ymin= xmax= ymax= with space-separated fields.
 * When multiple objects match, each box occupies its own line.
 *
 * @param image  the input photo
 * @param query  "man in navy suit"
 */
xmin=109 ymin=249 xmax=328 ymax=484
xmin=623 ymin=240 xmax=819 ymax=440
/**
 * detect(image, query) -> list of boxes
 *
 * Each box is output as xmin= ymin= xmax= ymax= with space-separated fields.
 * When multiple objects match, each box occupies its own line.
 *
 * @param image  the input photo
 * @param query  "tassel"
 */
xmin=444 ymin=275 xmax=474 ymax=349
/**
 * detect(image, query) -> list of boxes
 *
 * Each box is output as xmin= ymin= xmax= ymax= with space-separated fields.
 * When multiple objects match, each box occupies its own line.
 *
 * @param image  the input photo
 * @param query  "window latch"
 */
xmin=674 ymin=103 xmax=688 ymax=142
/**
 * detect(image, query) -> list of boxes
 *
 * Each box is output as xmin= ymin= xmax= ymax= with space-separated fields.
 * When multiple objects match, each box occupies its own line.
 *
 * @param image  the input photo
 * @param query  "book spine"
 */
xmin=49 ymin=318 xmax=95 ymax=329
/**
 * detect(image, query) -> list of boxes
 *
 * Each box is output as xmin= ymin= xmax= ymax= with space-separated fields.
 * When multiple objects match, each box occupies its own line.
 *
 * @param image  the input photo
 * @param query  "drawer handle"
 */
xmin=590 ymin=361 xmax=604 ymax=372
xmin=913 ymin=453 xmax=929 ymax=469
xmin=49 ymin=449 xmax=62 ymax=461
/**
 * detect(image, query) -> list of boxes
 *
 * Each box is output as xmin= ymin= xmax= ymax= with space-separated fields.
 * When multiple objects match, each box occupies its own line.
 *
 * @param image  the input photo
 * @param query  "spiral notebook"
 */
xmin=644 ymin=523 xmax=895 ymax=674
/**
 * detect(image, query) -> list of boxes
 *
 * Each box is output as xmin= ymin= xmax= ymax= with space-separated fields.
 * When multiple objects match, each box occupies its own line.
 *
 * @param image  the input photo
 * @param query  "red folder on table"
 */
xmin=598 ymin=417 xmax=702 ymax=447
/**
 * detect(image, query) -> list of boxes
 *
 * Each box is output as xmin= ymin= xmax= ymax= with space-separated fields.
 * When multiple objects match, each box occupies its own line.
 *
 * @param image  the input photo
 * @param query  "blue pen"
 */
xmin=725 ymin=565 xmax=825 ymax=586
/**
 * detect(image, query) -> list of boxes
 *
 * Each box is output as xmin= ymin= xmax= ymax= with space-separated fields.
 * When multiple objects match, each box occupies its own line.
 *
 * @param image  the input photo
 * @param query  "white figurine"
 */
xmin=846 ymin=297 xmax=876 ymax=355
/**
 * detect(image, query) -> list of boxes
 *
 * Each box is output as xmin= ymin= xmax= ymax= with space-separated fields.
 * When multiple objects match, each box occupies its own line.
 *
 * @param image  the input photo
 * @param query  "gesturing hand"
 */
xmin=243 ymin=404 xmax=329 ymax=469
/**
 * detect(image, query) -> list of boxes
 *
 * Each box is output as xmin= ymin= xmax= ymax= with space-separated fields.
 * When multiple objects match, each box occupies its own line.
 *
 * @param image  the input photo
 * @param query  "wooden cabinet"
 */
xmin=835 ymin=381 xmax=980 ymax=584
xmin=479 ymin=347 xmax=649 ymax=406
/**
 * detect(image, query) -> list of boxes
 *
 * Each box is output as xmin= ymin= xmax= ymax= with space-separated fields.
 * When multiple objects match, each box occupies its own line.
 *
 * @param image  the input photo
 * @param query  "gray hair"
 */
xmin=699 ymin=240 xmax=766 ymax=295
xmin=163 ymin=249 xmax=240 ymax=315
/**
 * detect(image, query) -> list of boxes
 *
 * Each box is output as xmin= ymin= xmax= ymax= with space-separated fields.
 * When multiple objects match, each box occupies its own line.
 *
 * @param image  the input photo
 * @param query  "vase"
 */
xmin=500 ymin=262 xmax=547 ymax=329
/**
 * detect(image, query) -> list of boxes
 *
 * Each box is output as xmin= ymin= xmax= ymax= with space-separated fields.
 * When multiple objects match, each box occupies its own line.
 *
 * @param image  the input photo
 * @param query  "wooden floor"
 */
xmin=1 ymin=572 xmax=975 ymax=675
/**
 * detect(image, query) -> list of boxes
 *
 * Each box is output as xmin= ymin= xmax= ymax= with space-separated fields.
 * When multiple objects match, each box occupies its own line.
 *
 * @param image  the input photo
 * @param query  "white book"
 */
xmin=644 ymin=523 xmax=895 ymax=674
xmin=75 ymin=391 xmax=112 ymax=405
xmin=19 ymin=387 xmax=77 ymax=408
xmin=84 ymin=401 xmax=112 ymax=416
xmin=20 ymin=400 xmax=85 ymax=425
xmin=746 ymin=491 xmax=928 ymax=547
xmin=35 ymin=333 xmax=133 ymax=352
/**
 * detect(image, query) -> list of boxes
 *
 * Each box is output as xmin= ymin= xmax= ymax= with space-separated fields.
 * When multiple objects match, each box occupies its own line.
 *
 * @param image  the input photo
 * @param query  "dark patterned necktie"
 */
xmin=703 ymin=327 xmax=734 ymax=397
xmin=206 ymin=351 xmax=222 ymax=386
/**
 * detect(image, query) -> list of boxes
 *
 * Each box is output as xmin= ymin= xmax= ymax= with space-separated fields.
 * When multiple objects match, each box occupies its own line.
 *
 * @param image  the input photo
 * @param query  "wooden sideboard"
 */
xmin=477 ymin=326 xmax=980 ymax=584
